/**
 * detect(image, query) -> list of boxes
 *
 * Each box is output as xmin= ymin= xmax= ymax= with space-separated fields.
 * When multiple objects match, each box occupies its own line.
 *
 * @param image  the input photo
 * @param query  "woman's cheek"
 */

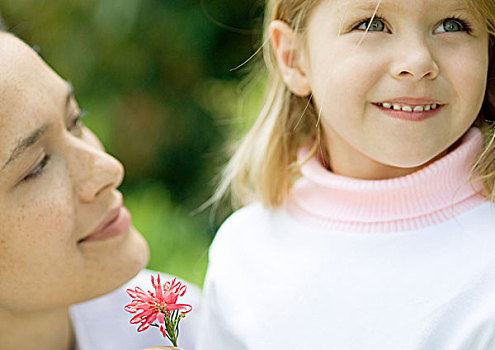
xmin=0 ymin=197 xmax=77 ymax=309
xmin=7 ymin=167 xmax=77 ymax=255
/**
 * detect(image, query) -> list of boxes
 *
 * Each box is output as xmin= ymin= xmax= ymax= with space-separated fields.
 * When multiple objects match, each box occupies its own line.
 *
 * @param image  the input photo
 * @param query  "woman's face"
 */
xmin=0 ymin=33 xmax=149 ymax=311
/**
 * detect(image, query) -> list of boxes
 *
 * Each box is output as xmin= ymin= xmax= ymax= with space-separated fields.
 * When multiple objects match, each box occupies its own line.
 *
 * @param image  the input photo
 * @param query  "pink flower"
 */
xmin=124 ymin=274 xmax=192 ymax=341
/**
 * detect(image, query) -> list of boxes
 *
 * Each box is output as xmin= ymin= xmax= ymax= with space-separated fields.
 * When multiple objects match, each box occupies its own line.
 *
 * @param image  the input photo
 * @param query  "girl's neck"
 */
xmin=323 ymin=129 xmax=462 ymax=180
xmin=0 ymin=306 xmax=74 ymax=350
xmin=289 ymin=127 xmax=487 ymax=232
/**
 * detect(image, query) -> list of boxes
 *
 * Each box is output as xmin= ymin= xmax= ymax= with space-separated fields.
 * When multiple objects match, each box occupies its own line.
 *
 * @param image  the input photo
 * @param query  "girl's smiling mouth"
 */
xmin=372 ymin=97 xmax=446 ymax=121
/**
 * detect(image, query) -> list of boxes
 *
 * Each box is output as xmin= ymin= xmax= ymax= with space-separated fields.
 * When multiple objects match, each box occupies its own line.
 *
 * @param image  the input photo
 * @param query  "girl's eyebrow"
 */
xmin=342 ymin=0 xmax=469 ymax=14
xmin=338 ymin=0 xmax=385 ymax=13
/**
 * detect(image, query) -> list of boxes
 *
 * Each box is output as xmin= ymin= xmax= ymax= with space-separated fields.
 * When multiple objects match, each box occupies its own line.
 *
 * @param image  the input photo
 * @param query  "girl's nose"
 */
xmin=390 ymin=37 xmax=440 ymax=81
xmin=68 ymin=134 xmax=124 ymax=203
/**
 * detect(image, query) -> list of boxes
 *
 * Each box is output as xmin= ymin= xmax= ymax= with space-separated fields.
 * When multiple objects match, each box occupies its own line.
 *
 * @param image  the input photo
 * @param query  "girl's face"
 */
xmin=0 ymin=33 xmax=149 ymax=311
xmin=300 ymin=0 xmax=489 ymax=178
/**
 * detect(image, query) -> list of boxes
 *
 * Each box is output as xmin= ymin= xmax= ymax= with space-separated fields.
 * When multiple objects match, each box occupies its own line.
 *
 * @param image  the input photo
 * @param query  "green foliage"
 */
xmin=125 ymin=183 xmax=210 ymax=287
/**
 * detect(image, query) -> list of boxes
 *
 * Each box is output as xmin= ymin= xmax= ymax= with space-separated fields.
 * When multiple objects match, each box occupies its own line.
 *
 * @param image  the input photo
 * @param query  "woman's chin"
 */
xmin=125 ymin=227 xmax=150 ymax=275
xmin=111 ymin=227 xmax=150 ymax=286
xmin=76 ymin=227 xmax=150 ymax=302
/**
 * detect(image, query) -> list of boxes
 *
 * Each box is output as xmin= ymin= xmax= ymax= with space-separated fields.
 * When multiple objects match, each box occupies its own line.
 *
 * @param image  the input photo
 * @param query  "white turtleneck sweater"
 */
xmin=197 ymin=128 xmax=495 ymax=350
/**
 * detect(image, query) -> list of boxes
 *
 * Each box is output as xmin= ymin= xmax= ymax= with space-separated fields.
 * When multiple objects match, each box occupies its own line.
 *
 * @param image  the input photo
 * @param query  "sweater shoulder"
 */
xmin=209 ymin=203 xmax=274 ymax=259
xmin=218 ymin=202 xmax=268 ymax=232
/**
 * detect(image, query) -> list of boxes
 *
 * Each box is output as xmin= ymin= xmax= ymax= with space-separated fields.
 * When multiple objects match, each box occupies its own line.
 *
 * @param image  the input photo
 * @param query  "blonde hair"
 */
xmin=215 ymin=0 xmax=495 ymax=209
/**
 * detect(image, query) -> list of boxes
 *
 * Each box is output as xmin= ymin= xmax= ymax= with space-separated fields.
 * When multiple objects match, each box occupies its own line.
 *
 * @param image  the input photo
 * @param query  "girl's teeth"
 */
xmin=378 ymin=103 xmax=440 ymax=112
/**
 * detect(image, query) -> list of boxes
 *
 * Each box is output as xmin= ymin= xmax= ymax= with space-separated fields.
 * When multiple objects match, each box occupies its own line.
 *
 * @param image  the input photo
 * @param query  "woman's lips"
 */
xmin=79 ymin=207 xmax=131 ymax=243
xmin=373 ymin=103 xmax=444 ymax=121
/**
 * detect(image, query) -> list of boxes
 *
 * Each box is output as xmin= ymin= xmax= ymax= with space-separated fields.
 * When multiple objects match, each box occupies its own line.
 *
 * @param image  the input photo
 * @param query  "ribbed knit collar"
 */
xmin=287 ymin=128 xmax=488 ymax=232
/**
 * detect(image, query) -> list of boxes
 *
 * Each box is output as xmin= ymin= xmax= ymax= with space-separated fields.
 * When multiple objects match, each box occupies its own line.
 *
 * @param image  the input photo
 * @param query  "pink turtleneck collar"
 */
xmin=287 ymin=128 xmax=489 ymax=232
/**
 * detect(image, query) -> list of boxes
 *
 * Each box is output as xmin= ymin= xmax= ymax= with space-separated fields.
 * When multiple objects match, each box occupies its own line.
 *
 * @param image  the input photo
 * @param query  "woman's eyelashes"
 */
xmin=353 ymin=16 xmax=472 ymax=34
xmin=21 ymin=110 xmax=87 ymax=183
xmin=22 ymin=154 xmax=51 ymax=182
xmin=67 ymin=109 xmax=87 ymax=136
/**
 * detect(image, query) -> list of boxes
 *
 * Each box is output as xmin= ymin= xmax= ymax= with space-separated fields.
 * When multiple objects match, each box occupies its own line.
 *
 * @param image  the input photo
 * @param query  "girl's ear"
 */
xmin=269 ymin=20 xmax=311 ymax=97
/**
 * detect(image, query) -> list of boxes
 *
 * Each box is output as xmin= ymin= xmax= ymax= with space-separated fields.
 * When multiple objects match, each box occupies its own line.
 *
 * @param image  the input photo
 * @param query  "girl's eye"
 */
xmin=22 ymin=154 xmax=51 ymax=182
xmin=434 ymin=18 xmax=471 ymax=34
xmin=355 ymin=17 xmax=387 ymax=32
xmin=67 ymin=110 xmax=87 ymax=136
xmin=353 ymin=17 xmax=472 ymax=35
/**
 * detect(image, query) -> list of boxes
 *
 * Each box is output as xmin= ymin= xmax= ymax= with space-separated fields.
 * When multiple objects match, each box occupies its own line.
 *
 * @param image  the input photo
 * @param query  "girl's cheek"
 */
xmin=312 ymin=53 xmax=383 ymax=102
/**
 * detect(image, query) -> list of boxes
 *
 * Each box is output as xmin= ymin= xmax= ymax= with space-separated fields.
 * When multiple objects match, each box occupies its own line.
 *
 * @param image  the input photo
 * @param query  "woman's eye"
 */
xmin=67 ymin=110 xmax=87 ymax=136
xmin=434 ymin=18 xmax=471 ymax=34
xmin=355 ymin=17 xmax=387 ymax=32
xmin=22 ymin=154 xmax=51 ymax=182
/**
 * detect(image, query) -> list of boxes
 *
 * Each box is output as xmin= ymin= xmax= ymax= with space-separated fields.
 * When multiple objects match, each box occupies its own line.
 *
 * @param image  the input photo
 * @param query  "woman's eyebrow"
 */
xmin=2 ymin=123 xmax=52 ymax=170
xmin=2 ymin=83 xmax=73 ymax=171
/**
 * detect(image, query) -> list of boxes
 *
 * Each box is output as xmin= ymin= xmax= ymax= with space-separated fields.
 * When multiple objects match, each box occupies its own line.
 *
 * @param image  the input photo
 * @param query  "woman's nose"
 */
xmin=390 ymin=36 xmax=440 ymax=81
xmin=68 ymin=135 xmax=124 ymax=203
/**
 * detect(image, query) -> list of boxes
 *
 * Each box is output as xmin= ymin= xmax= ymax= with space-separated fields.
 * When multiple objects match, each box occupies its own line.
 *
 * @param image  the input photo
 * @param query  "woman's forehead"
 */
xmin=0 ymin=33 xmax=68 ymax=165
xmin=0 ymin=33 xmax=66 ymax=98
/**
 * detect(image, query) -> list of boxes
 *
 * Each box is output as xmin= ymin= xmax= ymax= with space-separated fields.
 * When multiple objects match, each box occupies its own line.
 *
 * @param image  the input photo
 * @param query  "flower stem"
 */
xmin=164 ymin=312 xmax=178 ymax=347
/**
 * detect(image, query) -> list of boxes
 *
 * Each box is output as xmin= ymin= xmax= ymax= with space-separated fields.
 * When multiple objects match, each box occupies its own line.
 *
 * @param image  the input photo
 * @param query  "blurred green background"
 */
xmin=0 ymin=0 xmax=266 ymax=287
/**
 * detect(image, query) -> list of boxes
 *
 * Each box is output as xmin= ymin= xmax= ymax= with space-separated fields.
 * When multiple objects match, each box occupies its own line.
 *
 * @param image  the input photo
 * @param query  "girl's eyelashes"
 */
xmin=434 ymin=17 xmax=472 ymax=34
xmin=67 ymin=109 xmax=87 ymax=136
xmin=22 ymin=154 xmax=51 ymax=182
xmin=352 ymin=16 xmax=473 ymax=34
xmin=353 ymin=16 xmax=389 ymax=32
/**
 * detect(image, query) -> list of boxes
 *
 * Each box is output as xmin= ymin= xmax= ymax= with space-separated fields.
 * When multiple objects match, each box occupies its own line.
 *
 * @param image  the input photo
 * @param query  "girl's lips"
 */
xmin=79 ymin=207 xmax=131 ymax=243
xmin=373 ymin=103 xmax=444 ymax=122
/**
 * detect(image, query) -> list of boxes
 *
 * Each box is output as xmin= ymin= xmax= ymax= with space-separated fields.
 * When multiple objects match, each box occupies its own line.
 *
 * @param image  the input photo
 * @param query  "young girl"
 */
xmin=197 ymin=0 xmax=495 ymax=348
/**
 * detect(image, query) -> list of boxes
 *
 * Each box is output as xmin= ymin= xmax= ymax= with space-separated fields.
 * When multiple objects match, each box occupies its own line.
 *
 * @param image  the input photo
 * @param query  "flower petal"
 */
xmin=165 ymin=303 xmax=193 ymax=313
xmin=130 ymin=313 xmax=145 ymax=324
xmin=157 ymin=311 xmax=165 ymax=326
xmin=137 ymin=322 xmax=151 ymax=332
xmin=163 ymin=289 xmax=179 ymax=304
xmin=155 ymin=273 xmax=164 ymax=300
xmin=159 ymin=324 xmax=168 ymax=338
xmin=126 ymin=289 xmax=138 ymax=298
xmin=124 ymin=304 xmax=137 ymax=313
xmin=178 ymin=284 xmax=187 ymax=297
xmin=145 ymin=312 xmax=158 ymax=325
